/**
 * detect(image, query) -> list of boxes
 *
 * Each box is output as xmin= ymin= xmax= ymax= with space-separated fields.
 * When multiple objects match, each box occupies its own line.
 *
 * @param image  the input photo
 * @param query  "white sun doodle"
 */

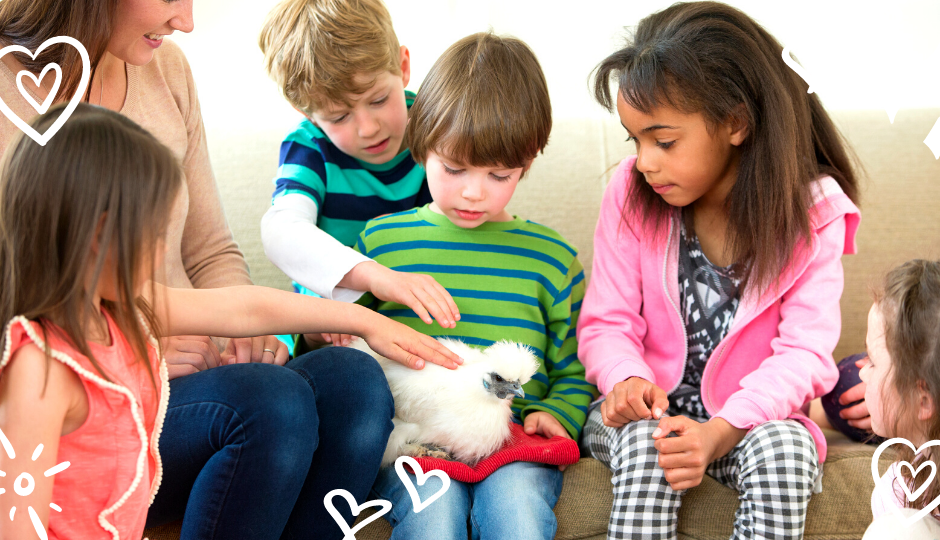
xmin=0 ymin=426 xmax=70 ymax=540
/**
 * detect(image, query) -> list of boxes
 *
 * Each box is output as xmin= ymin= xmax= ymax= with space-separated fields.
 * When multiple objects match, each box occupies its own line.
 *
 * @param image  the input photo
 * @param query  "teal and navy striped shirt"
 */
xmin=271 ymin=91 xmax=432 ymax=248
xmin=355 ymin=205 xmax=599 ymax=437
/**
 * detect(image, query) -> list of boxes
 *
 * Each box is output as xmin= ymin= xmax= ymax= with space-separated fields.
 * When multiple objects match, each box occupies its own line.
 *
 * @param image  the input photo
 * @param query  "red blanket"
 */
xmin=411 ymin=422 xmax=580 ymax=483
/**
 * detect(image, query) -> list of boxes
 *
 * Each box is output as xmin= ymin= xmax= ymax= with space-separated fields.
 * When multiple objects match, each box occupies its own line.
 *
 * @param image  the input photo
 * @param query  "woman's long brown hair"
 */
xmin=0 ymin=103 xmax=182 ymax=385
xmin=0 ymin=0 xmax=117 ymax=102
xmin=878 ymin=260 xmax=940 ymax=513
xmin=592 ymin=1 xmax=859 ymax=294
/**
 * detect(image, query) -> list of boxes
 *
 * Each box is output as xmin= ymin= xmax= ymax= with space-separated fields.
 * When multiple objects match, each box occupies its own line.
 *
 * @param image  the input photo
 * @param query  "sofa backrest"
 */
xmin=209 ymin=108 xmax=940 ymax=360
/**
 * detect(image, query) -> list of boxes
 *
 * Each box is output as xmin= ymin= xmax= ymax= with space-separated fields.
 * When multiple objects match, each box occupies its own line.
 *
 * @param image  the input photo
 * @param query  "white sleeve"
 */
xmin=260 ymin=193 xmax=369 ymax=302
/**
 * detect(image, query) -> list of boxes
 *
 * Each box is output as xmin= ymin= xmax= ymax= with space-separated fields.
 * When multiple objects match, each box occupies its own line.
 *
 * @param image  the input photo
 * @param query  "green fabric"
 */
xmin=354 ymin=205 xmax=598 ymax=437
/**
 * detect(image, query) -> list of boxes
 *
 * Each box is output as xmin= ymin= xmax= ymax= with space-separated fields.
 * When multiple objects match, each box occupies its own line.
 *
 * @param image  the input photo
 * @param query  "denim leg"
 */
xmin=371 ymin=465 xmax=471 ymax=540
xmin=469 ymin=461 xmax=563 ymax=540
xmin=281 ymin=347 xmax=395 ymax=540
xmin=145 ymin=363 xmax=317 ymax=540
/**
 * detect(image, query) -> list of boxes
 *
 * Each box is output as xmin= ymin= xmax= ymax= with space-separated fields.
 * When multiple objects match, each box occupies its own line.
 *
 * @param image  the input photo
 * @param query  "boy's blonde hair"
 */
xmin=407 ymin=32 xmax=551 ymax=170
xmin=259 ymin=0 xmax=401 ymax=115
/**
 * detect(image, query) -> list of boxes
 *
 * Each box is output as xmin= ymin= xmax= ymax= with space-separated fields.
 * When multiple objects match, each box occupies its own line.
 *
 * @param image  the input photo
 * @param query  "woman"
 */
xmin=0 ymin=1 xmax=394 ymax=538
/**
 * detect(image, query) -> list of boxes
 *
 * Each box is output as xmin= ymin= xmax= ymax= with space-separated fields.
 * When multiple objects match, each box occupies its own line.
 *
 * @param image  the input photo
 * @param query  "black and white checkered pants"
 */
xmin=581 ymin=406 xmax=819 ymax=540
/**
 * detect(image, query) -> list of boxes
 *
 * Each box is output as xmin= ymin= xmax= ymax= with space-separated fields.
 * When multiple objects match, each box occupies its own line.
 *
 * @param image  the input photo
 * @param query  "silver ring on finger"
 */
xmin=263 ymin=348 xmax=276 ymax=356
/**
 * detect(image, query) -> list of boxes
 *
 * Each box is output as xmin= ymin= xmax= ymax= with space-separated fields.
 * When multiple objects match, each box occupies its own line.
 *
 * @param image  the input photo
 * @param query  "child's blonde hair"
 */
xmin=259 ymin=0 xmax=402 ymax=115
xmin=876 ymin=259 xmax=940 ymax=510
xmin=0 ymin=103 xmax=182 ymax=386
xmin=407 ymin=32 xmax=551 ymax=170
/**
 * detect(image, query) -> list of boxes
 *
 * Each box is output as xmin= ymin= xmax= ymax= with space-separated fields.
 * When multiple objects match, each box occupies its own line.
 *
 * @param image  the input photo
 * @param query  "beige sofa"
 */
xmin=144 ymin=108 xmax=940 ymax=540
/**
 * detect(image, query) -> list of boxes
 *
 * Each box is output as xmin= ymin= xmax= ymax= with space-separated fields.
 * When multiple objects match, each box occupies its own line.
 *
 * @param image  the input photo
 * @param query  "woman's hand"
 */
xmin=652 ymin=416 xmax=746 ymax=491
xmin=221 ymin=335 xmax=290 ymax=366
xmin=839 ymin=357 xmax=871 ymax=430
xmin=361 ymin=317 xmax=463 ymax=370
xmin=345 ymin=261 xmax=460 ymax=328
xmin=600 ymin=376 xmax=670 ymax=427
xmin=162 ymin=335 xmax=222 ymax=380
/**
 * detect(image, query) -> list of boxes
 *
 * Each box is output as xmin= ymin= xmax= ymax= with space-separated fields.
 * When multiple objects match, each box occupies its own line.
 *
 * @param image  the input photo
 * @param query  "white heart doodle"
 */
xmin=323 ymin=488 xmax=392 ymax=540
xmin=871 ymin=437 xmax=940 ymax=527
xmin=16 ymin=63 xmax=61 ymax=115
xmin=781 ymin=47 xmax=815 ymax=94
xmin=0 ymin=36 xmax=89 ymax=146
xmin=394 ymin=455 xmax=451 ymax=513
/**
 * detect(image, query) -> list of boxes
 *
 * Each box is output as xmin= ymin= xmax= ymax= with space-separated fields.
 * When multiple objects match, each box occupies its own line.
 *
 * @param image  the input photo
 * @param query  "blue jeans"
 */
xmin=145 ymin=347 xmax=394 ymax=540
xmin=371 ymin=461 xmax=563 ymax=540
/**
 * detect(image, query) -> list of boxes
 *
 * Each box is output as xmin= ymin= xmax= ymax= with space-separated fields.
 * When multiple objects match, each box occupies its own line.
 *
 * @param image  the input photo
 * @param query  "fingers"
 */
xmin=652 ymin=415 xmax=686 ymax=441
xmin=411 ymin=335 xmax=462 ymax=369
xmin=847 ymin=416 xmax=873 ymax=430
xmin=166 ymin=335 xmax=221 ymax=370
xmin=167 ymin=363 xmax=199 ymax=380
xmin=228 ymin=337 xmax=253 ymax=365
xmin=840 ymin=399 xmax=870 ymax=421
xmin=403 ymin=294 xmax=435 ymax=326
xmin=600 ymin=400 xmax=627 ymax=428
xmin=523 ymin=414 xmax=539 ymax=434
xmin=839 ymin=382 xmax=866 ymax=405
xmin=661 ymin=467 xmax=704 ymax=491
xmin=648 ymin=385 xmax=670 ymax=420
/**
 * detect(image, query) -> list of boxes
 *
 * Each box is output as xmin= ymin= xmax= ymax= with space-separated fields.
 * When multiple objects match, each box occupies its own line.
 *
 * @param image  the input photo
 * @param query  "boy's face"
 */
xmin=425 ymin=151 xmax=526 ymax=228
xmin=309 ymin=47 xmax=411 ymax=165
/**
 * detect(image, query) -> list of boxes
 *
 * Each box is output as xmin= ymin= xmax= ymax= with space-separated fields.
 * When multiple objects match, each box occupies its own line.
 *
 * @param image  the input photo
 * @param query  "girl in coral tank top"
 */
xmin=0 ymin=103 xmax=459 ymax=540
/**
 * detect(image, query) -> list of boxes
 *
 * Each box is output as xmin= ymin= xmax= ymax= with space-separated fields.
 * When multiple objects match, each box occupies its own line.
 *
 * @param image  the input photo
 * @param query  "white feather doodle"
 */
xmin=349 ymin=337 xmax=540 ymax=467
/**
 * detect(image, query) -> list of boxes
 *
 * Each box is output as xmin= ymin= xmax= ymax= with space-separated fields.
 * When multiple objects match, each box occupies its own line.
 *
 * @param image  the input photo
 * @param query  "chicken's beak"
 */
xmin=513 ymin=383 xmax=524 ymax=398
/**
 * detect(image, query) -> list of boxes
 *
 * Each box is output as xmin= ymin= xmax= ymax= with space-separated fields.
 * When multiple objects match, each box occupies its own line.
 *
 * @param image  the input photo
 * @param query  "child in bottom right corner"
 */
xmin=860 ymin=259 xmax=940 ymax=539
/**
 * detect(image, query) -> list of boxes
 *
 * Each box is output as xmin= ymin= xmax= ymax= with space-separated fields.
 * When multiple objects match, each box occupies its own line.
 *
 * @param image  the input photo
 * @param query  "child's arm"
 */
xmin=153 ymin=284 xmax=461 ymax=369
xmin=577 ymin=162 xmax=657 ymax=396
xmin=0 ymin=344 xmax=84 ymax=537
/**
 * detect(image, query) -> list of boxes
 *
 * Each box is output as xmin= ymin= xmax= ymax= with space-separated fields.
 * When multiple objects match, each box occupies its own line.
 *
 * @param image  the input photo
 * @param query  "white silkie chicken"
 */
xmin=349 ymin=337 xmax=540 ymax=467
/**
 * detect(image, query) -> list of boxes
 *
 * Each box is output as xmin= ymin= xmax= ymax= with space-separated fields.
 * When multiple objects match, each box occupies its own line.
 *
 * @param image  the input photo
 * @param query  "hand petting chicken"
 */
xmin=349 ymin=337 xmax=539 ymax=466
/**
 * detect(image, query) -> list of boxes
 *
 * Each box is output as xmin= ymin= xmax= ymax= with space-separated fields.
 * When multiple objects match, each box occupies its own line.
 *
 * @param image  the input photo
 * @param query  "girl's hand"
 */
xmin=162 ymin=335 xmax=222 ymax=380
xmin=361 ymin=318 xmax=463 ymax=370
xmin=839 ymin=358 xmax=871 ymax=430
xmin=221 ymin=335 xmax=289 ymax=366
xmin=652 ymin=416 xmax=746 ymax=491
xmin=347 ymin=262 xmax=460 ymax=328
xmin=601 ymin=376 xmax=670 ymax=427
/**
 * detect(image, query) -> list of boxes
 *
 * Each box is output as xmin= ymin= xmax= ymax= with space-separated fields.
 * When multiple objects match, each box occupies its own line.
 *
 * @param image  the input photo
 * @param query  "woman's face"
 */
xmin=109 ymin=0 xmax=195 ymax=66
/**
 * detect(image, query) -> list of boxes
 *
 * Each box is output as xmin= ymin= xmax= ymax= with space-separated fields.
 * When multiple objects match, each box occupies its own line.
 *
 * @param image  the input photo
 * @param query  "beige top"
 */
xmin=0 ymin=39 xmax=251 ymax=290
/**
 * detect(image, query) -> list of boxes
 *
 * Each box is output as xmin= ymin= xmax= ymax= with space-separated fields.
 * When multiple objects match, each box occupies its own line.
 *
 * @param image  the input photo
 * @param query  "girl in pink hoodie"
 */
xmin=577 ymin=2 xmax=861 ymax=538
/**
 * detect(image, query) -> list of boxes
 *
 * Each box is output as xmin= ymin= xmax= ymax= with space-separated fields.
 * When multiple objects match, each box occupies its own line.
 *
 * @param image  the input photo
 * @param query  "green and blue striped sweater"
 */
xmin=355 ymin=205 xmax=599 ymax=437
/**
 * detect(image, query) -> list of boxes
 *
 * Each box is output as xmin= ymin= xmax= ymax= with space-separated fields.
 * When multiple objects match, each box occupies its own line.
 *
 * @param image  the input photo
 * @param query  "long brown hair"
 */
xmin=877 ymin=260 xmax=940 ymax=512
xmin=0 ymin=0 xmax=117 ymax=102
xmin=0 ymin=103 xmax=182 ymax=384
xmin=592 ymin=1 xmax=859 ymax=294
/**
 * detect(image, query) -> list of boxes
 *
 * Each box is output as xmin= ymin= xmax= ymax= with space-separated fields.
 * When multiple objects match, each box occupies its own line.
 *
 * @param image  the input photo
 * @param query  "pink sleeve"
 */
xmin=713 ymin=216 xmax=845 ymax=430
xmin=576 ymin=158 xmax=655 ymax=396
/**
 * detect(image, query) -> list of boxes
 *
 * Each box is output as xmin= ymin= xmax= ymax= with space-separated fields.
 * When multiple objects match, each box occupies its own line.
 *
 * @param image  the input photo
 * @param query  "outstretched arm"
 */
xmin=152 ymin=284 xmax=462 ymax=370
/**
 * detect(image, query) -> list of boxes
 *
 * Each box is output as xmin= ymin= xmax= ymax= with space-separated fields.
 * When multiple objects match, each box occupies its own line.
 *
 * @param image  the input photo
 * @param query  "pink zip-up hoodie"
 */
xmin=577 ymin=156 xmax=860 ymax=462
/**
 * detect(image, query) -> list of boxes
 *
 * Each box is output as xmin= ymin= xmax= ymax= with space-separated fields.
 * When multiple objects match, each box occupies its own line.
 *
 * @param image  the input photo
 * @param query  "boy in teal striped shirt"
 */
xmin=364 ymin=32 xmax=598 ymax=540
xmin=258 ymin=0 xmax=458 ymax=352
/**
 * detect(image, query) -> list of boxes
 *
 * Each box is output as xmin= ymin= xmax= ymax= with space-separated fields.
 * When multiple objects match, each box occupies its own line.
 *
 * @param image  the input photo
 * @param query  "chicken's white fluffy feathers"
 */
xmin=349 ymin=338 xmax=539 ymax=466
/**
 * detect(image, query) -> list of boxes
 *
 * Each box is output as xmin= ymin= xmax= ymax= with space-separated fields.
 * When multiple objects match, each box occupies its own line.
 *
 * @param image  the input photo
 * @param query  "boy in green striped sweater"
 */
xmin=364 ymin=33 xmax=598 ymax=540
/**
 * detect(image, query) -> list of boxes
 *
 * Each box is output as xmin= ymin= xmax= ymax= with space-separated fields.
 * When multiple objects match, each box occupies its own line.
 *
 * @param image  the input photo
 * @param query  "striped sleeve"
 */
xmin=521 ymin=258 xmax=598 ymax=438
xmin=271 ymin=125 xmax=327 ymax=209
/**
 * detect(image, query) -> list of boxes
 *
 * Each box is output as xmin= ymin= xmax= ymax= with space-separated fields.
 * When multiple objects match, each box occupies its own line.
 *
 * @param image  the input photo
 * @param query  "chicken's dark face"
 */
xmin=483 ymin=372 xmax=525 ymax=400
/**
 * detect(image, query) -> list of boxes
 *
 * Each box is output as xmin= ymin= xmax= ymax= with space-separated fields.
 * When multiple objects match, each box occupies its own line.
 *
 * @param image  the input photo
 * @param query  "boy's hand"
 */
xmin=601 ymin=376 xmax=670 ymax=427
xmin=652 ymin=416 xmax=746 ymax=491
xmin=321 ymin=333 xmax=354 ymax=347
xmin=346 ymin=261 xmax=460 ymax=328
xmin=362 ymin=317 xmax=463 ymax=370
xmin=524 ymin=411 xmax=572 ymax=471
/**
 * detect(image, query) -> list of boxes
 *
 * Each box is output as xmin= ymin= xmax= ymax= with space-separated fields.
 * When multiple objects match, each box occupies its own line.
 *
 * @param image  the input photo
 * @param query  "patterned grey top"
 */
xmin=670 ymin=221 xmax=742 ymax=422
